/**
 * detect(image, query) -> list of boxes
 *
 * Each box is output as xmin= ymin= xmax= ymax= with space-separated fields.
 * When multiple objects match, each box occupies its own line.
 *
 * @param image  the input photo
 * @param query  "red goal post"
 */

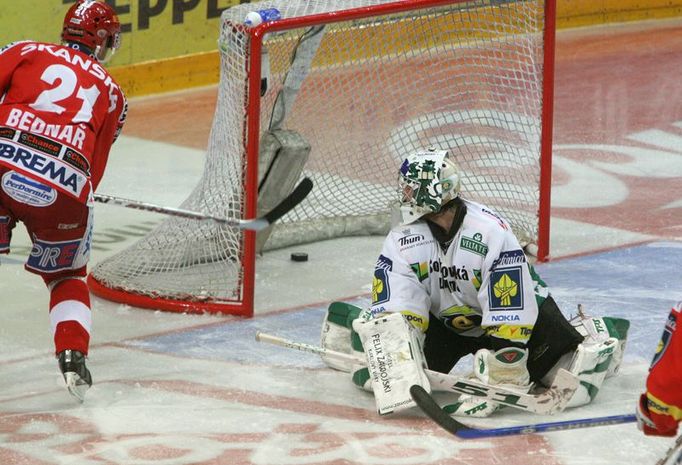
xmin=88 ymin=0 xmax=556 ymax=316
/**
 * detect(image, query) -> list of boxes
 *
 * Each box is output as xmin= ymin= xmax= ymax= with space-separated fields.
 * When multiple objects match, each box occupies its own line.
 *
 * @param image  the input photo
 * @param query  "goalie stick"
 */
xmin=94 ymin=177 xmax=313 ymax=231
xmin=255 ymin=331 xmax=578 ymax=415
xmin=409 ymin=384 xmax=636 ymax=439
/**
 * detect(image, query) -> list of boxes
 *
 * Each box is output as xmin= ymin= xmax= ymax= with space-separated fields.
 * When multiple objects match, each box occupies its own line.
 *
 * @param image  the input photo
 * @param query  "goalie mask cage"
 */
xmin=88 ymin=0 xmax=556 ymax=316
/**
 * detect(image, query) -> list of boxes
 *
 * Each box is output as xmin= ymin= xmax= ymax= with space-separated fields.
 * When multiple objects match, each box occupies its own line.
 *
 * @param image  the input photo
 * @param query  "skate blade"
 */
xmin=64 ymin=372 xmax=89 ymax=403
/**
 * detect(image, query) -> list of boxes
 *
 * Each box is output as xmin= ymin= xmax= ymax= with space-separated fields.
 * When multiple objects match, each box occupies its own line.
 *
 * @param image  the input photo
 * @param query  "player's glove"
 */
xmin=637 ymin=394 xmax=679 ymax=437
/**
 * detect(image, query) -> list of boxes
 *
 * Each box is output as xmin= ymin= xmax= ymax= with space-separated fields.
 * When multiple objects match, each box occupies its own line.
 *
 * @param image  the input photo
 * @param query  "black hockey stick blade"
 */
xmin=410 ymin=385 xmax=471 ymax=436
xmin=410 ymin=385 xmax=637 ymax=439
xmin=261 ymin=176 xmax=313 ymax=226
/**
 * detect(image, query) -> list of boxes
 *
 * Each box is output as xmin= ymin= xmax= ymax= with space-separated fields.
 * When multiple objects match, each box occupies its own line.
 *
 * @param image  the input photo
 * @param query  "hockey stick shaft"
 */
xmin=255 ymin=331 xmax=363 ymax=364
xmin=255 ymin=331 xmax=576 ymax=415
xmin=95 ymin=177 xmax=312 ymax=231
xmin=410 ymin=384 xmax=635 ymax=439
xmin=657 ymin=435 xmax=682 ymax=465
xmin=458 ymin=413 xmax=637 ymax=439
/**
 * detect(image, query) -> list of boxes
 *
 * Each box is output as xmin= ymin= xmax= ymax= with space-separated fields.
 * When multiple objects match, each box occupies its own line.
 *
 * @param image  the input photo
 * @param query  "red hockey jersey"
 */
xmin=645 ymin=301 xmax=682 ymax=435
xmin=0 ymin=41 xmax=126 ymax=203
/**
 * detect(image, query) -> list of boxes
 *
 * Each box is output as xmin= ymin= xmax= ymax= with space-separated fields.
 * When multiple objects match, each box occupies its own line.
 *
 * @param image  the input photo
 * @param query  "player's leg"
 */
xmin=16 ymin=187 xmax=94 ymax=402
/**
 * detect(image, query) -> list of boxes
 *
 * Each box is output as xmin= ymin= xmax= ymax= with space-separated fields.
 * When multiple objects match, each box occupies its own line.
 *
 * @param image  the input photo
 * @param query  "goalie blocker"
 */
xmin=352 ymin=312 xmax=430 ymax=414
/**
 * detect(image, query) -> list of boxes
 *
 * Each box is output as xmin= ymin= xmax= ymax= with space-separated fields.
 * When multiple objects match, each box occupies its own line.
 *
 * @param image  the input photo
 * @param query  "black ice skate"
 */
xmin=57 ymin=350 xmax=92 ymax=403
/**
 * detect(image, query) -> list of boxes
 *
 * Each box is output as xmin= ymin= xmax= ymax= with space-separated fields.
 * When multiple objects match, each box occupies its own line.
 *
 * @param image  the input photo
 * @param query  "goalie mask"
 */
xmin=62 ymin=0 xmax=121 ymax=64
xmin=398 ymin=149 xmax=461 ymax=225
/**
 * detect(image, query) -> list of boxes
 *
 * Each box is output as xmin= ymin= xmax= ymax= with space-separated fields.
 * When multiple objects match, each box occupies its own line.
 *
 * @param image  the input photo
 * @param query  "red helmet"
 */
xmin=62 ymin=1 xmax=121 ymax=63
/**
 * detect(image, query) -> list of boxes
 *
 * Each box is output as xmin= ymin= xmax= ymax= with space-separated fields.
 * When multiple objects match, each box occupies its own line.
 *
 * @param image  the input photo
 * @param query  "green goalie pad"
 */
xmin=323 ymin=301 xmax=374 ymax=389
xmin=326 ymin=301 xmax=363 ymax=329
xmin=602 ymin=316 xmax=630 ymax=341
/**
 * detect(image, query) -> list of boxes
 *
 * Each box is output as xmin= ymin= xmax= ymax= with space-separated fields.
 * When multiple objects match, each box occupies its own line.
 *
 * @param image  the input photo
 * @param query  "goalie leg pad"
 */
xmin=569 ymin=312 xmax=630 ymax=378
xmin=552 ymin=337 xmax=618 ymax=408
xmin=444 ymin=347 xmax=532 ymax=418
xmin=352 ymin=312 xmax=430 ymax=415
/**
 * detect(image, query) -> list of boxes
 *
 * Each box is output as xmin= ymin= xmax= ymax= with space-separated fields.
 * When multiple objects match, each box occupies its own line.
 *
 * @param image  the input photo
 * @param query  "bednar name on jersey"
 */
xmin=5 ymin=109 xmax=86 ymax=150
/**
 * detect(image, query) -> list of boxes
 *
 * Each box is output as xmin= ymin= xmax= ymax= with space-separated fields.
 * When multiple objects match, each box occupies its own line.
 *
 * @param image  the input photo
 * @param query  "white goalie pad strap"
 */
xmin=352 ymin=312 xmax=430 ymax=415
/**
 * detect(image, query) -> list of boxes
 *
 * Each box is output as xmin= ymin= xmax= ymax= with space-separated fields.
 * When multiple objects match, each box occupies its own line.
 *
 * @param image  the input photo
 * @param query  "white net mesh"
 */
xmin=90 ymin=0 xmax=549 ymax=313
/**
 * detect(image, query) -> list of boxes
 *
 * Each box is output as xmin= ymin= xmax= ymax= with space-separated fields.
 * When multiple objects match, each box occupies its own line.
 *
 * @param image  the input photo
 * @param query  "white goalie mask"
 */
xmin=398 ymin=149 xmax=461 ymax=225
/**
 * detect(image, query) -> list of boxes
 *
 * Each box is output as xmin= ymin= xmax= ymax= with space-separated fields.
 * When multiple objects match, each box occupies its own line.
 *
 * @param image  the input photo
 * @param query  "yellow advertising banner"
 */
xmin=0 ymin=0 xmax=246 ymax=65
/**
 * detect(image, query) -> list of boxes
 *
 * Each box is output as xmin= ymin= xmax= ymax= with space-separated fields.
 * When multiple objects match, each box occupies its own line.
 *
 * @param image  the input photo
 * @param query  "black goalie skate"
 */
xmin=57 ymin=350 xmax=92 ymax=403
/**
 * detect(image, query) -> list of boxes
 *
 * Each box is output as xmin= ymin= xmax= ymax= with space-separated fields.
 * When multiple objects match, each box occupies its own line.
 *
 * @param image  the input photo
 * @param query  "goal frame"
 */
xmin=88 ymin=0 xmax=556 ymax=316
xmin=243 ymin=0 xmax=556 ymax=309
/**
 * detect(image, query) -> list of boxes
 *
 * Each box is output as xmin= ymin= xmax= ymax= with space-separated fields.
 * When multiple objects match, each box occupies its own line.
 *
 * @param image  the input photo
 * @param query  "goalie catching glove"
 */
xmin=444 ymin=347 xmax=532 ymax=417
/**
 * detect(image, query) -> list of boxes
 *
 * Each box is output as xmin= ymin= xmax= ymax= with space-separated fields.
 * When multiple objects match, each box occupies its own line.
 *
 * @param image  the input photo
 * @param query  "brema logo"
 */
xmin=0 ymin=142 xmax=86 ymax=198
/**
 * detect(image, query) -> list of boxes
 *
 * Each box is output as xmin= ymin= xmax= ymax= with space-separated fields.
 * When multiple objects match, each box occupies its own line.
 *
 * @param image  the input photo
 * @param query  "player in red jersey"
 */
xmin=0 ymin=0 xmax=126 ymax=402
xmin=637 ymin=300 xmax=682 ymax=437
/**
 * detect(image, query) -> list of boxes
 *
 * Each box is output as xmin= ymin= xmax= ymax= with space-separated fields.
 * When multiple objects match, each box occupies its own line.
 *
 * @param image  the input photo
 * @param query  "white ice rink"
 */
xmin=1 ymin=19 xmax=682 ymax=465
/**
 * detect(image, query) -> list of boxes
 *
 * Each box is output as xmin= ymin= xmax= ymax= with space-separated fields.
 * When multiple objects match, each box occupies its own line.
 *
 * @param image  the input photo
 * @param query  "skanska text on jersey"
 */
xmin=19 ymin=43 xmax=120 ymax=96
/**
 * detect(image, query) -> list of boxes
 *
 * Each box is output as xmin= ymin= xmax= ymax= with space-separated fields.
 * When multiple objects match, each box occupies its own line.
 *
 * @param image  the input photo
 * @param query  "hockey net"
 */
xmin=88 ymin=0 xmax=555 ymax=316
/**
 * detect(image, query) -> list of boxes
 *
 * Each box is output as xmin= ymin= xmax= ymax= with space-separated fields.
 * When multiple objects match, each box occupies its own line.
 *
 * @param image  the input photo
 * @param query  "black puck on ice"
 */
xmin=290 ymin=252 xmax=308 ymax=262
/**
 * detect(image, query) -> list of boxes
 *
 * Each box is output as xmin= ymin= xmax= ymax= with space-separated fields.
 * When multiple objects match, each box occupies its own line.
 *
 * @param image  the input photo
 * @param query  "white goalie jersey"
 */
xmin=370 ymin=199 xmax=544 ymax=344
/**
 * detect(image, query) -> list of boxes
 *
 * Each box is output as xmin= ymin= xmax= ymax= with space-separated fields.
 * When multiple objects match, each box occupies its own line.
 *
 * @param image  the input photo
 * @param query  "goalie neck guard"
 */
xmin=398 ymin=148 xmax=461 ymax=225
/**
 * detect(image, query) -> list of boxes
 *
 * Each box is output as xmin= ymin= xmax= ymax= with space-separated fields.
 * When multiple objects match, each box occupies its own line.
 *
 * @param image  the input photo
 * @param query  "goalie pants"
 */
xmin=425 ymin=296 xmax=584 ymax=383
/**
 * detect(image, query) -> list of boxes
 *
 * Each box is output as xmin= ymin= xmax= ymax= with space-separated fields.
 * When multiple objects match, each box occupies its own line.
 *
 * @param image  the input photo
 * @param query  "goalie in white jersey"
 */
xmin=321 ymin=148 xmax=630 ymax=417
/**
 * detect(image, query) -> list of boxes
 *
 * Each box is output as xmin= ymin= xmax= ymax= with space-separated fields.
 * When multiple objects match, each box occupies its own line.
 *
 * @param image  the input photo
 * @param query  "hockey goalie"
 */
xmin=320 ymin=148 xmax=630 ymax=417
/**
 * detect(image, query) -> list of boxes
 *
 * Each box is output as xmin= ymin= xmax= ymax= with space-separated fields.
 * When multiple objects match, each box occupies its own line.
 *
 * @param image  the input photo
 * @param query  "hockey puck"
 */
xmin=290 ymin=252 xmax=308 ymax=262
